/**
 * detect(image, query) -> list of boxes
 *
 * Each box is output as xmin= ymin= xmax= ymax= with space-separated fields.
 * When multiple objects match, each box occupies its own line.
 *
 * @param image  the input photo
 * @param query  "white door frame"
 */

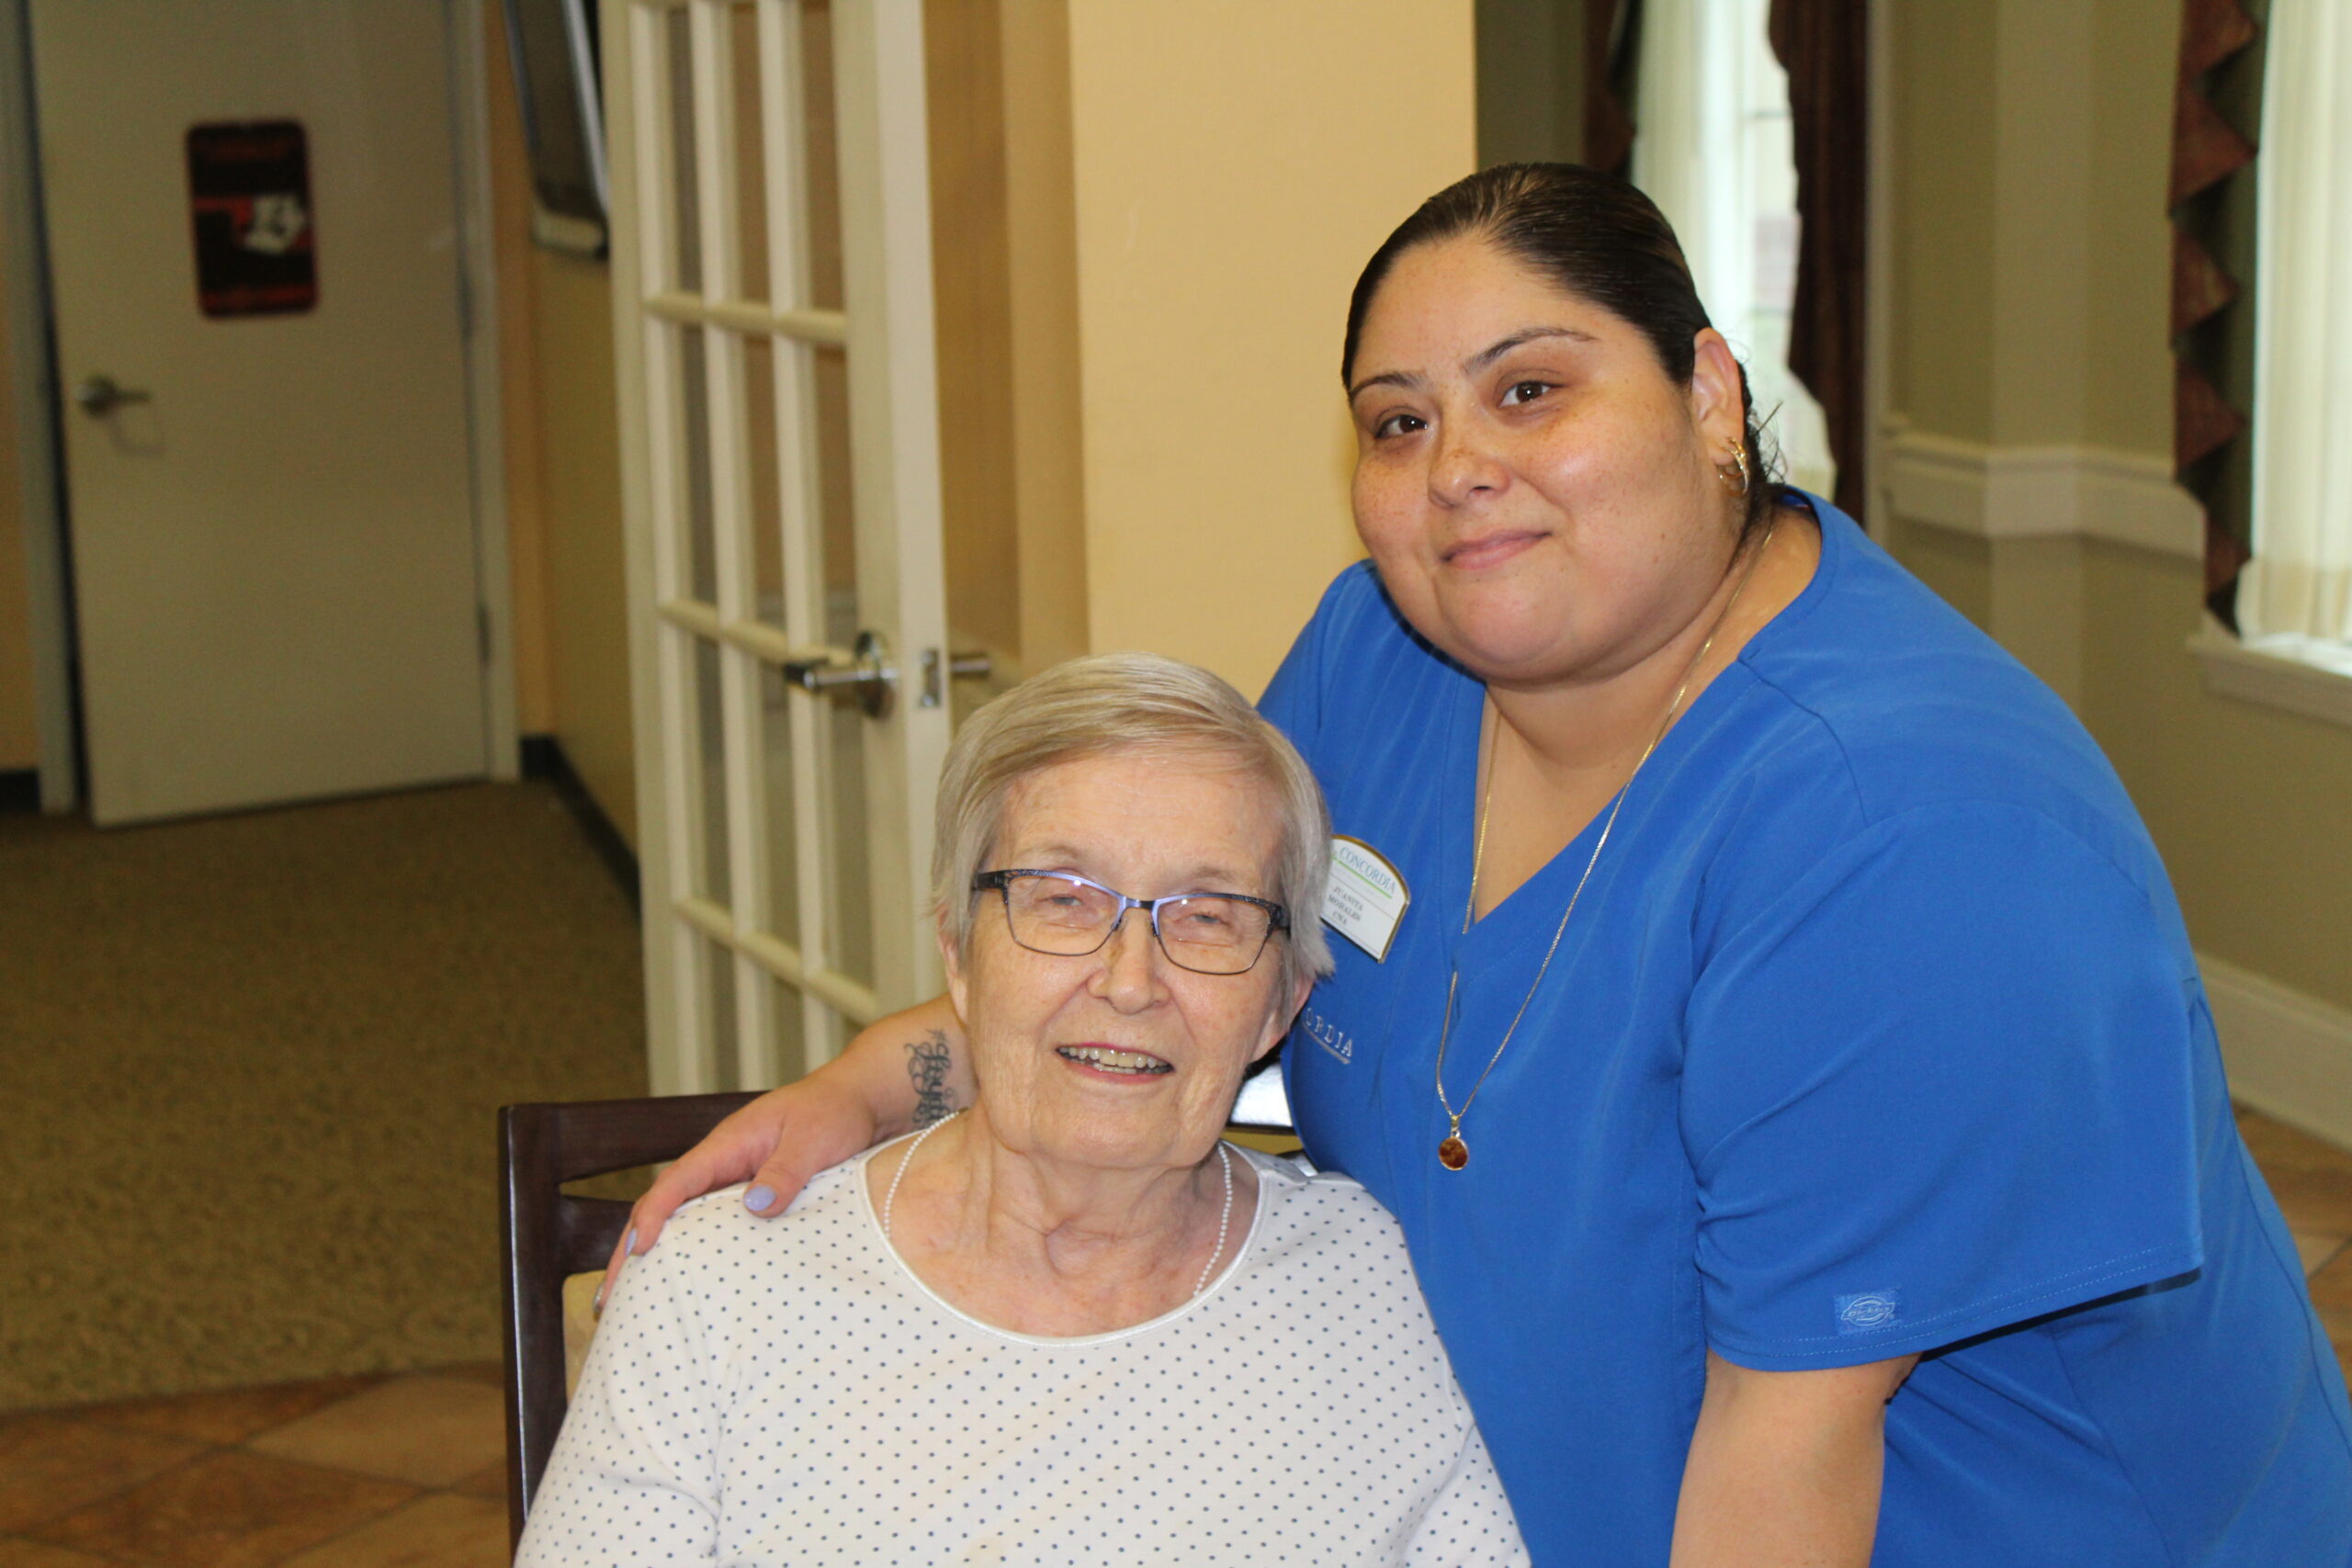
xmin=448 ymin=0 xmax=522 ymax=782
xmin=0 ymin=0 xmax=521 ymax=812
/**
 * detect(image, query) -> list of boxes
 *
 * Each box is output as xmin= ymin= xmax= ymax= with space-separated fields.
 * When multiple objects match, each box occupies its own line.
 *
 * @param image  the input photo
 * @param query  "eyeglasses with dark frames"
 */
xmin=972 ymin=870 xmax=1289 ymax=976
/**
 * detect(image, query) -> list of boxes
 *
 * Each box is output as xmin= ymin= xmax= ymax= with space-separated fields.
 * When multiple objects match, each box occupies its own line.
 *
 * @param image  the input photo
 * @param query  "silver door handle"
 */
xmin=74 ymin=375 xmax=152 ymax=416
xmin=780 ymin=630 xmax=895 ymax=718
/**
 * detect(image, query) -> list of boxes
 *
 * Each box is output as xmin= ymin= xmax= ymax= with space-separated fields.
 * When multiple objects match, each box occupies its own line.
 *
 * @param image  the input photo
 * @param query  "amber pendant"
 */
xmin=1438 ymin=1135 xmax=1469 ymax=1170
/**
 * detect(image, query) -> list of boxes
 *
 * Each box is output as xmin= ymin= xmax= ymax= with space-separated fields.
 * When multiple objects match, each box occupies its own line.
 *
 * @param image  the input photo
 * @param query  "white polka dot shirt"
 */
xmin=516 ymin=1143 xmax=1528 ymax=1566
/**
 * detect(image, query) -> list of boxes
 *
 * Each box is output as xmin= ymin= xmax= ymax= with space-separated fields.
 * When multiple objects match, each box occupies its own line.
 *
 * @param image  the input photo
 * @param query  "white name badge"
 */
xmin=1322 ymin=835 xmax=1410 ymax=961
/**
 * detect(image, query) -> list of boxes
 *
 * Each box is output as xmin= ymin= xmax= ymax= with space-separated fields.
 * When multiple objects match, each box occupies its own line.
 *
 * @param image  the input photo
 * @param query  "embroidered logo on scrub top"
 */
xmin=1299 ymin=1005 xmax=1354 ymax=1066
xmin=1835 ymin=1290 xmax=1901 ymax=1334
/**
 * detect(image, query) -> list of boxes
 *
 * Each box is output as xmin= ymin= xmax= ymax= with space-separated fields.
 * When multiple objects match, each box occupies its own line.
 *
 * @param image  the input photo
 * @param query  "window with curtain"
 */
xmin=1630 ymin=0 xmax=1837 ymax=501
xmin=2236 ymin=0 xmax=2352 ymax=664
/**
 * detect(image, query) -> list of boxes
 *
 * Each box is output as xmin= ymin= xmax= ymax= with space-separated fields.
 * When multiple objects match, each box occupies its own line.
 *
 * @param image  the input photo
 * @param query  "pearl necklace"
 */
xmin=879 ymin=1111 xmax=1238 ymax=1300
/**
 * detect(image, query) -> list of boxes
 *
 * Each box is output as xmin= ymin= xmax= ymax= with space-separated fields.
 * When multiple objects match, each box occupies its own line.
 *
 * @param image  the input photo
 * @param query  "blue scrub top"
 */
xmin=1261 ymin=499 xmax=2352 ymax=1566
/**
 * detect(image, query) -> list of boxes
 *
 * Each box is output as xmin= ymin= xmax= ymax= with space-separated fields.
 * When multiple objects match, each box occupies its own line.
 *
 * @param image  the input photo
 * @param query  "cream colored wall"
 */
xmin=478 ymin=2 xmax=631 ymax=847
xmin=1888 ymin=0 xmax=1996 ymax=444
xmin=1883 ymin=0 xmax=2352 ymax=1019
xmin=996 ymin=0 xmax=1087 ymax=678
xmin=484 ymin=3 xmax=556 ymax=738
xmin=1060 ymin=1 xmax=1478 ymax=700
xmin=2084 ymin=542 xmax=2352 ymax=1007
xmin=531 ymin=249 xmax=637 ymax=849
xmin=2083 ymin=0 xmax=2177 ymax=455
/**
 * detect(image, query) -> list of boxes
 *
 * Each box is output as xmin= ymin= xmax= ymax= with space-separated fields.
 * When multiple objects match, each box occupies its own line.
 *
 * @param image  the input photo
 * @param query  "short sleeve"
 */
xmin=1681 ymin=803 xmax=2205 ymax=1371
xmin=513 ymin=1219 xmax=725 ymax=1563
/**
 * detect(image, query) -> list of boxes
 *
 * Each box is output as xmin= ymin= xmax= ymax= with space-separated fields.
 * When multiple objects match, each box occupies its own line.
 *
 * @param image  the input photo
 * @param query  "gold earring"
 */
xmin=1719 ymin=440 xmax=1752 ymax=499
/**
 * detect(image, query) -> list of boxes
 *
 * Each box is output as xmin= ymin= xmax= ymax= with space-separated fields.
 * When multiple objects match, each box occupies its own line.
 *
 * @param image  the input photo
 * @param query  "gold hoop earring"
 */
xmin=1719 ymin=440 xmax=1752 ymax=500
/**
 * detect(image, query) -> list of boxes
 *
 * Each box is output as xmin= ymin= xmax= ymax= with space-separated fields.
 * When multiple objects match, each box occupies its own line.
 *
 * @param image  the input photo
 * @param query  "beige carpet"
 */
xmin=0 ymin=782 xmax=649 ymax=1412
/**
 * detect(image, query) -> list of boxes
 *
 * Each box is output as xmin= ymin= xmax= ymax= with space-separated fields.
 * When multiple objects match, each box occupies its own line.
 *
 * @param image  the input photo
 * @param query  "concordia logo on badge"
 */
xmin=1835 ymin=1290 xmax=1901 ymax=1334
xmin=1299 ymin=1005 xmax=1354 ymax=1066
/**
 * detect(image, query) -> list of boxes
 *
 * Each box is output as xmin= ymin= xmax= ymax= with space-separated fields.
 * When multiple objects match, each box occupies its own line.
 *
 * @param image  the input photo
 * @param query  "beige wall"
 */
xmin=1059 ymin=1 xmax=1478 ymax=700
xmin=1888 ymin=1 xmax=1995 ymax=444
xmin=484 ymin=5 xmax=556 ymax=738
xmin=529 ymin=250 xmax=637 ymax=847
xmin=1883 ymin=0 xmax=2352 ymax=1021
xmin=481 ymin=6 xmax=632 ymax=846
xmin=2084 ymin=542 xmax=2352 ymax=1009
xmin=2083 ymin=0 xmax=2177 ymax=455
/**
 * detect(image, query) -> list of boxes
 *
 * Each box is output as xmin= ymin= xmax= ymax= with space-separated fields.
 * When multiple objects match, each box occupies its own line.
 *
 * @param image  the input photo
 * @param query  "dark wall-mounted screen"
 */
xmin=503 ymin=0 xmax=606 ymax=255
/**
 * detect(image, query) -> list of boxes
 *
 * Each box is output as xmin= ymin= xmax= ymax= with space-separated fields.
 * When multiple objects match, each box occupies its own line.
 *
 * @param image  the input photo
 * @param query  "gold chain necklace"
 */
xmin=1432 ymin=514 xmax=1781 ymax=1170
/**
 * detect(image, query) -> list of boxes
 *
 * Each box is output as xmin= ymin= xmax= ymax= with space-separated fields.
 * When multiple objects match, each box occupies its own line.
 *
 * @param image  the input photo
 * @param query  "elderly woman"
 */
xmin=517 ymin=653 xmax=1526 ymax=1566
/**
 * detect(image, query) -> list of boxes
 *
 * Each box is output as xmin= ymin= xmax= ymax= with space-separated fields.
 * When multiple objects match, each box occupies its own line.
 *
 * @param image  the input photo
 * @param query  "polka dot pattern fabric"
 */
xmin=516 ymin=1143 xmax=1527 ymax=1566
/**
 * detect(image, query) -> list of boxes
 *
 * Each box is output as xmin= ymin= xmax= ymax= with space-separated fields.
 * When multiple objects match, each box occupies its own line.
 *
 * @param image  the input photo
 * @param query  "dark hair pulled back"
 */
xmin=1342 ymin=163 xmax=1780 ymax=541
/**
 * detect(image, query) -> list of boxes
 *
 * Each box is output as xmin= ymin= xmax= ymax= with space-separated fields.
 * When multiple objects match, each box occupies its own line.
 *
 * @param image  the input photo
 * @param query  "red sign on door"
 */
xmin=186 ymin=120 xmax=317 ymax=318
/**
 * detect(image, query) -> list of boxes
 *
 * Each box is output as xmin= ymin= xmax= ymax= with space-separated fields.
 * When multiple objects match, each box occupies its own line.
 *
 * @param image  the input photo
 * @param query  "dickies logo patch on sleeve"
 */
xmin=1835 ymin=1290 xmax=1901 ymax=1334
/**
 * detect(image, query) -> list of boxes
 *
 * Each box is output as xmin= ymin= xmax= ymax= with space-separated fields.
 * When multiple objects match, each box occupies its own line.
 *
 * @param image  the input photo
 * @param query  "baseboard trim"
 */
xmin=0 ymin=767 xmax=34 ymax=813
xmin=2204 ymin=952 xmax=2352 ymax=1151
xmin=1884 ymin=428 xmax=2204 ymax=559
xmin=522 ymin=734 xmax=640 ymax=914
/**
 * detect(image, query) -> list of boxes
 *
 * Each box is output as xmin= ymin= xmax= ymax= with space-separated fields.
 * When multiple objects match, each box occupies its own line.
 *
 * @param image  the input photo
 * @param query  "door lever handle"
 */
xmin=779 ymin=630 xmax=896 ymax=718
xmin=74 ymin=375 xmax=152 ymax=416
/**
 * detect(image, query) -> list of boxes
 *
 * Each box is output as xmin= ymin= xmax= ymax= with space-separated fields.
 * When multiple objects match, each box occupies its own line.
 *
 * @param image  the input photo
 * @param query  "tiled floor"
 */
xmin=5 ymin=1109 xmax=2352 ymax=1566
xmin=0 ymin=1367 xmax=507 ymax=1567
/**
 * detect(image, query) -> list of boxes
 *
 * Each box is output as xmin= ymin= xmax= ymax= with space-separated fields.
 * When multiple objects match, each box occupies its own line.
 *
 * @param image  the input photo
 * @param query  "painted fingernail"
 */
xmin=593 ymin=1282 xmax=606 ymax=1314
xmin=624 ymin=1226 xmax=638 ymax=1256
xmin=744 ymin=1185 xmax=776 ymax=1213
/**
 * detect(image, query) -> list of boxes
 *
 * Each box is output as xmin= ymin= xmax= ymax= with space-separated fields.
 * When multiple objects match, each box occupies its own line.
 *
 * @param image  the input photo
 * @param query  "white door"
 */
xmin=606 ymin=0 xmax=954 ymax=1093
xmin=33 ymin=0 xmax=488 ymax=826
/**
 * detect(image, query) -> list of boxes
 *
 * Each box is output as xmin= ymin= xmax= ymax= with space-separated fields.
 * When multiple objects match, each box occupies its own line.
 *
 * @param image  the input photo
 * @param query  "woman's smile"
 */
xmin=1440 ymin=525 xmax=1550 ymax=572
xmin=1055 ymin=1043 xmax=1174 ymax=1077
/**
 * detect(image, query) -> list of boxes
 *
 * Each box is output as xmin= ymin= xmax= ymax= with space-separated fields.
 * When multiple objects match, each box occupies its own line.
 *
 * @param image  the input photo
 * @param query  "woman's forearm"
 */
xmin=831 ymin=992 xmax=973 ymax=1139
xmin=605 ymin=995 xmax=973 ymax=1292
xmin=1668 ymin=1350 xmax=1915 ymax=1568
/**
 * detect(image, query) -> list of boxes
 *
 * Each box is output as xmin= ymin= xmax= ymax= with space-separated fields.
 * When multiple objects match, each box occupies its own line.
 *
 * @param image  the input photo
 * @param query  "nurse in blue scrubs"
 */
xmin=609 ymin=165 xmax=2352 ymax=1565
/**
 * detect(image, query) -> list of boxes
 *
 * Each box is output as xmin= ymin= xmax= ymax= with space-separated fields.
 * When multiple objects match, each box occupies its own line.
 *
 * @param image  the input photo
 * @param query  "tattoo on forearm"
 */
xmin=907 ymin=1031 xmax=956 ymax=1128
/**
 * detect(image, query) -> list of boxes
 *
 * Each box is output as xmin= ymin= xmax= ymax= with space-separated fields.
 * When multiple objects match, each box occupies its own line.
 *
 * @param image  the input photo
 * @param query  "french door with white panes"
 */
xmin=606 ymin=0 xmax=955 ymax=1094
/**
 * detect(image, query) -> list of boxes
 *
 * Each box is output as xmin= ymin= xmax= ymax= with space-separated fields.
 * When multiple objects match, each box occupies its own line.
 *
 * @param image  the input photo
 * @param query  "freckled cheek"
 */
xmin=1350 ymin=467 xmax=1415 ymax=550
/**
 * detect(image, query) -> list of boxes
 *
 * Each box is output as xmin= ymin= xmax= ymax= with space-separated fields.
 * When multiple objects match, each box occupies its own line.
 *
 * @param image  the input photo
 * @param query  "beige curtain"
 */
xmin=2237 ymin=0 xmax=2352 ymax=644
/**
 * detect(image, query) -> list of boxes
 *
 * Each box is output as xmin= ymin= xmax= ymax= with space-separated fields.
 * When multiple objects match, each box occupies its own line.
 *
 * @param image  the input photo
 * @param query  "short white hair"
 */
xmin=932 ymin=652 xmax=1333 ymax=993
